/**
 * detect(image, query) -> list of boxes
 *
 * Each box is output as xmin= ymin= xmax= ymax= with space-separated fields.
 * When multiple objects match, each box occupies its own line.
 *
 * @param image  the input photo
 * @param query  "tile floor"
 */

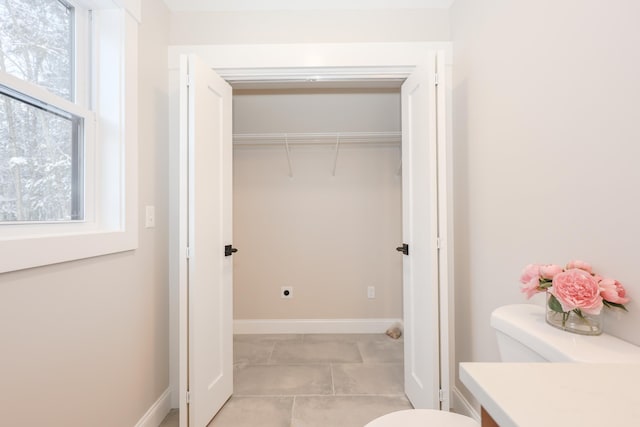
xmin=160 ymin=333 xmax=410 ymax=427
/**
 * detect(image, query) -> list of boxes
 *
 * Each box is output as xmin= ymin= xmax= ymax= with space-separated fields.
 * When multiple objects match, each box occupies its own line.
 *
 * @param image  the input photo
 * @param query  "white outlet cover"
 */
xmin=367 ymin=286 xmax=375 ymax=299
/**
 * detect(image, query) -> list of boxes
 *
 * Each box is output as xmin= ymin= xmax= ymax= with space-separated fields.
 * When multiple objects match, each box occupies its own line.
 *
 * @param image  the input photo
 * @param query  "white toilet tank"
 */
xmin=491 ymin=304 xmax=640 ymax=362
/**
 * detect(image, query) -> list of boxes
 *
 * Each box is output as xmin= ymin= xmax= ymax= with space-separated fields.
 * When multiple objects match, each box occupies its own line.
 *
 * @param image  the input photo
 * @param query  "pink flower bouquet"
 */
xmin=520 ymin=260 xmax=629 ymax=324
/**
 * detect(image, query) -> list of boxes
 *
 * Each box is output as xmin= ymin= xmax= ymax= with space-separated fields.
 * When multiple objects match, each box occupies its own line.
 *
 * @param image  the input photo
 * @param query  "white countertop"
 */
xmin=460 ymin=363 xmax=640 ymax=427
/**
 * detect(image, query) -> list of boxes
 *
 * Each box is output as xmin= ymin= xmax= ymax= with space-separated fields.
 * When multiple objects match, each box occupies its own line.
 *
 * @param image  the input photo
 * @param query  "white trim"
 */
xmin=133 ymin=388 xmax=172 ymax=427
xmin=0 ymin=73 xmax=90 ymax=119
xmin=436 ymin=52 xmax=453 ymax=412
xmin=452 ymin=386 xmax=481 ymax=422
xmin=116 ymin=0 xmax=141 ymax=22
xmin=168 ymin=42 xmax=453 ymax=71
xmin=81 ymin=0 xmax=141 ymax=23
xmin=233 ymin=318 xmax=403 ymax=335
xmin=163 ymin=0 xmax=454 ymax=12
xmin=177 ymin=57 xmax=189 ymax=427
xmin=168 ymin=68 xmax=182 ymax=410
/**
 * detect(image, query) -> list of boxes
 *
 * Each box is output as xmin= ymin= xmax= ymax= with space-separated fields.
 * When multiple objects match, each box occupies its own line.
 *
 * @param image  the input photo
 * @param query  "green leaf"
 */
xmin=539 ymin=282 xmax=552 ymax=290
xmin=547 ymin=294 xmax=565 ymax=313
xmin=603 ymin=301 xmax=629 ymax=312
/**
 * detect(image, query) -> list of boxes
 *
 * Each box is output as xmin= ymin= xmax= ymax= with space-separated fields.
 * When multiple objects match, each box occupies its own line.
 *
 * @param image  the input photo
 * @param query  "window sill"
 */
xmin=0 ymin=228 xmax=138 ymax=273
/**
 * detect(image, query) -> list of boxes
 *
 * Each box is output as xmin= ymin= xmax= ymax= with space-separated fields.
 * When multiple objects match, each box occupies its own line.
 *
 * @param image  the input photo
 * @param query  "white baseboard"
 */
xmin=451 ymin=386 xmax=480 ymax=422
xmin=234 ymin=318 xmax=402 ymax=334
xmin=134 ymin=387 xmax=172 ymax=427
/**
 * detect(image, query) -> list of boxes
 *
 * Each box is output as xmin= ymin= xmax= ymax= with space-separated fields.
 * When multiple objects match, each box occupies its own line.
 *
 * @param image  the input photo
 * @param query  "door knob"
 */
xmin=396 ymin=244 xmax=409 ymax=255
xmin=224 ymin=245 xmax=238 ymax=257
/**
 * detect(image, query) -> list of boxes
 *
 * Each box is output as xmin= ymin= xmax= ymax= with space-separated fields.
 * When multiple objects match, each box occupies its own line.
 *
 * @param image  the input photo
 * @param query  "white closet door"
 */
xmin=180 ymin=54 xmax=234 ymax=426
xmin=400 ymin=54 xmax=441 ymax=409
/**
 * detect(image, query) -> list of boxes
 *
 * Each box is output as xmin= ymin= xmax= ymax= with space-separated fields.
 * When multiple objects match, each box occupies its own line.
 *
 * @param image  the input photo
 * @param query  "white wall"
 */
xmin=450 ymin=0 xmax=640 ymax=409
xmin=234 ymin=89 xmax=401 ymax=134
xmin=169 ymin=9 xmax=450 ymax=44
xmin=0 ymin=0 xmax=171 ymax=425
xmin=233 ymin=90 xmax=402 ymax=320
xmin=234 ymin=145 xmax=403 ymax=320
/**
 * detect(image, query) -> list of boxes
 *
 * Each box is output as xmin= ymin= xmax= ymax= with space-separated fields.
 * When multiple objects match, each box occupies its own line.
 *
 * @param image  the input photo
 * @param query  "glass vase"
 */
xmin=545 ymin=291 xmax=603 ymax=336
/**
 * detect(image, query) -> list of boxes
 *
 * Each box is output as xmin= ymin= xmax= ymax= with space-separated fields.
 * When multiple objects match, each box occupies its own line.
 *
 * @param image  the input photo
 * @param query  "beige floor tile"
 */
xmin=332 ymin=363 xmax=404 ymax=395
xmin=234 ymin=364 xmax=333 ymax=396
xmin=160 ymin=334 xmax=408 ymax=427
xmin=234 ymin=334 xmax=303 ymax=343
xmin=302 ymin=333 xmax=393 ymax=343
xmin=358 ymin=339 xmax=403 ymax=363
xmin=159 ymin=408 xmax=178 ymax=427
xmin=292 ymin=395 xmax=413 ymax=427
xmin=234 ymin=334 xmax=305 ymax=364
xmin=270 ymin=341 xmax=363 ymax=364
xmin=234 ymin=340 xmax=274 ymax=365
xmin=208 ymin=396 xmax=293 ymax=427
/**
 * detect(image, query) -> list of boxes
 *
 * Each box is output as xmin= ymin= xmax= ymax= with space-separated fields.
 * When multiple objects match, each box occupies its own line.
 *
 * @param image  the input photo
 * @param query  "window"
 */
xmin=0 ymin=0 xmax=140 ymax=272
xmin=0 ymin=0 xmax=85 ymax=223
xmin=0 ymin=87 xmax=84 ymax=222
xmin=0 ymin=0 xmax=74 ymax=99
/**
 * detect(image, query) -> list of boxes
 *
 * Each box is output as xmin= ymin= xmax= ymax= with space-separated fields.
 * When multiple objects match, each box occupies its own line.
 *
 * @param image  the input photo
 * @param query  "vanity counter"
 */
xmin=460 ymin=363 xmax=640 ymax=427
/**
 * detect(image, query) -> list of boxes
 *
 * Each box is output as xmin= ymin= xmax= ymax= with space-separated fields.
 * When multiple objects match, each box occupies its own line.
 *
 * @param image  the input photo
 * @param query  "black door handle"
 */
xmin=225 ymin=245 xmax=238 ymax=257
xmin=396 ymin=244 xmax=409 ymax=255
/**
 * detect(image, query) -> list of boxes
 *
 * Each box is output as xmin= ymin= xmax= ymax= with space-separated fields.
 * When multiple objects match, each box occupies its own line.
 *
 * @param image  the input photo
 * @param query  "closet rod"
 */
xmin=284 ymin=134 xmax=293 ymax=178
xmin=332 ymin=134 xmax=341 ymax=177
xmin=233 ymin=131 xmax=401 ymax=146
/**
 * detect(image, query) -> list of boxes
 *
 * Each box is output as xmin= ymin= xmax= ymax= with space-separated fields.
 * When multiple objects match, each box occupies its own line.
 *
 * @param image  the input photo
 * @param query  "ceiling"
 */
xmin=163 ymin=0 xmax=455 ymax=12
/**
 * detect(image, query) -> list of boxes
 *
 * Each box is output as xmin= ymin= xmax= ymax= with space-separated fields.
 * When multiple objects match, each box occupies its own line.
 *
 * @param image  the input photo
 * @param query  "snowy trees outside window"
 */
xmin=0 ymin=0 xmax=83 ymax=222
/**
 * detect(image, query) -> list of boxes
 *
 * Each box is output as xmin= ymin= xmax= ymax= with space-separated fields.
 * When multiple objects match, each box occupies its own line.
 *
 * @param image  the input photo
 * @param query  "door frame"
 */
xmin=168 ymin=41 xmax=454 ymax=422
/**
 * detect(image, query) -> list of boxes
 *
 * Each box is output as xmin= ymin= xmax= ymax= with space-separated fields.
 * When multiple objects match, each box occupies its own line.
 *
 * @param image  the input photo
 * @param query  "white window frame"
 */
xmin=0 ymin=0 xmax=140 ymax=273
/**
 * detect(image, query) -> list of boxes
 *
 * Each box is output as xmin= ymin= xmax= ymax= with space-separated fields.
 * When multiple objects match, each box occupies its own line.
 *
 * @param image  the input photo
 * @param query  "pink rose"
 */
xmin=521 ymin=280 xmax=541 ymax=299
xmin=539 ymin=264 xmax=563 ymax=280
xmin=551 ymin=268 xmax=603 ymax=315
xmin=520 ymin=264 xmax=542 ymax=299
xmin=599 ymin=278 xmax=630 ymax=305
xmin=566 ymin=260 xmax=593 ymax=274
xmin=520 ymin=264 xmax=540 ymax=284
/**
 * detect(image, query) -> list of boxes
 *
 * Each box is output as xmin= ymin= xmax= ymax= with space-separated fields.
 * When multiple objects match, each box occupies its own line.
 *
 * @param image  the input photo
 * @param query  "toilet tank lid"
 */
xmin=491 ymin=304 xmax=640 ymax=363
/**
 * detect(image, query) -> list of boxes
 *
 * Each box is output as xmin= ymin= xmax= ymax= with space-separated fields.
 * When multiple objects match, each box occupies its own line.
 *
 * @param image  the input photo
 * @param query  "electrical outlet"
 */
xmin=367 ymin=286 xmax=375 ymax=299
xmin=281 ymin=286 xmax=293 ymax=299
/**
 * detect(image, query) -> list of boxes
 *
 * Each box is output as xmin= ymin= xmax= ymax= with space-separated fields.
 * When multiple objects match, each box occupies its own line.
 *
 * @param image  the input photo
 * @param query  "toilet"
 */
xmin=365 ymin=409 xmax=478 ymax=427
xmin=365 ymin=303 xmax=640 ymax=427
xmin=491 ymin=304 xmax=640 ymax=363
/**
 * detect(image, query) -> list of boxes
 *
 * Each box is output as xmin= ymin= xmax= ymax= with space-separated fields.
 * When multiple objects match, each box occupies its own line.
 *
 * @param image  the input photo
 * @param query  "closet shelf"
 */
xmin=233 ymin=131 xmax=401 ymax=146
xmin=233 ymin=131 xmax=401 ymax=178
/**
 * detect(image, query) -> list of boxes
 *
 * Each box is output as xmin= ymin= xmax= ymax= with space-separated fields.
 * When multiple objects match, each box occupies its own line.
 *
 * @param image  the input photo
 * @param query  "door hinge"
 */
xmin=439 ymin=389 xmax=446 ymax=402
xmin=435 ymin=72 xmax=440 ymax=86
xmin=186 ymin=246 xmax=191 ymax=259
xmin=186 ymin=390 xmax=191 ymax=404
xmin=185 ymin=73 xmax=193 ymax=87
xmin=436 ymin=237 xmax=441 ymax=250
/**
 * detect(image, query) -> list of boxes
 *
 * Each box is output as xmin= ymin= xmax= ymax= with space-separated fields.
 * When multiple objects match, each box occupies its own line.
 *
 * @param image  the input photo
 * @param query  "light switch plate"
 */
xmin=145 ymin=205 xmax=155 ymax=228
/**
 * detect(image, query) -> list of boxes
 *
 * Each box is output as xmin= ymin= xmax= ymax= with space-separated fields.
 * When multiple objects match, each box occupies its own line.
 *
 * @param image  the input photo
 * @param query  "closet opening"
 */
xmin=231 ymin=81 xmax=404 ymax=330
xmin=173 ymin=50 xmax=450 ymax=423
